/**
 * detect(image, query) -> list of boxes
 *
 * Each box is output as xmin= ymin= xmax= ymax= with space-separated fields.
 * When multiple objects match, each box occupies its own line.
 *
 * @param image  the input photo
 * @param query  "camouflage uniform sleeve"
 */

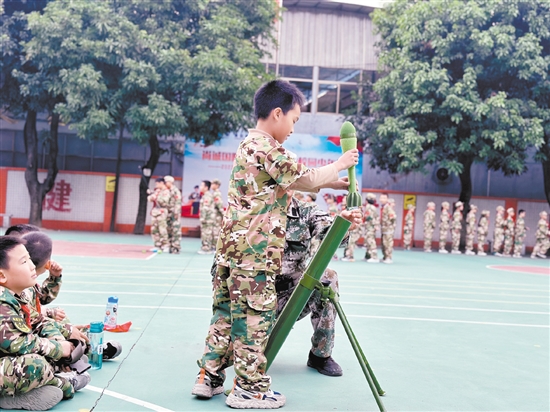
xmin=157 ymin=189 xmax=171 ymax=208
xmin=264 ymin=145 xmax=309 ymax=189
xmin=39 ymin=274 xmax=62 ymax=305
xmin=0 ymin=302 xmax=64 ymax=360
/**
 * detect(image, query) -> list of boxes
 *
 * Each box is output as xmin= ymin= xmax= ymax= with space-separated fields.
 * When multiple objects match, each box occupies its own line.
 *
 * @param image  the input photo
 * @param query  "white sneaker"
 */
xmin=465 ymin=250 xmax=475 ymax=255
xmin=477 ymin=252 xmax=487 ymax=256
xmin=531 ymin=254 xmax=536 ymax=259
xmin=225 ymin=384 xmax=285 ymax=409
xmin=451 ymin=250 xmax=462 ymax=254
xmin=439 ymin=249 xmax=448 ymax=254
xmin=382 ymin=259 xmax=393 ymax=264
xmin=341 ymin=257 xmax=355 ymax=262
xmin=197 ymin=249 xmax=210 ymax=254
xmin=191 ymin=369 xmax=224 ymax=399
xmin=0 ymin=386 xmax=63 ymax=411
xmin=366 ymin=258 xmax=379 ymax=263
xmin=424 ymin=249 xmax=432 ymax=253
xmin=162 ymin=247 xmax=170 ymax=253
xmin=537 ymin=253 xmax=547 ymax=259
xmin=55 ymin=371 xmax=91 ymax=391
xmin=512 ymin=255 xmax=522 ymax=259
xmin=494 ymin=252 xmax=503 ymax=257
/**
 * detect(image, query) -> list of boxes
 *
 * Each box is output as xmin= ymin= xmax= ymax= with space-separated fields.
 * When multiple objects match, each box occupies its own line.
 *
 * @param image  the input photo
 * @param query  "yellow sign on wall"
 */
xmin=105 ymin=176 xmax=117 ymax=192
xmin=404 ymin=194 xmax=416 ymax=209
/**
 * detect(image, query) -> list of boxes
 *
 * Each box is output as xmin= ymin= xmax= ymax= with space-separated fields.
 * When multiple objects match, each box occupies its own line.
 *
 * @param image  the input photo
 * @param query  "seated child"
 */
xmin=0 ymin=236 xmax=86 ymax=410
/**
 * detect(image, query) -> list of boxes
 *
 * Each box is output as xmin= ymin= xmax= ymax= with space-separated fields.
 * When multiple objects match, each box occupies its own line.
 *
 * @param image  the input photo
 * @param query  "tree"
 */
xmin=364 ymin=0 xmax=548 ymax=206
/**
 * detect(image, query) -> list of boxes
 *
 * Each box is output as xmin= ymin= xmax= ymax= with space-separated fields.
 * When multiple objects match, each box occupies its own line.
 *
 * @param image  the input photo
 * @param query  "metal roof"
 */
xmin=282 ymin=0 xmax=384 ymax=14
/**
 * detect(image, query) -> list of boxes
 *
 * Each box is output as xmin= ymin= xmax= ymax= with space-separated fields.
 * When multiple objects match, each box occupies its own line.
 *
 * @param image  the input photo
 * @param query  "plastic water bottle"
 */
xmin=104 ymin=296 xmax=118 ymax=329
xmin=89 ymin=321 xmax=104 ymax=370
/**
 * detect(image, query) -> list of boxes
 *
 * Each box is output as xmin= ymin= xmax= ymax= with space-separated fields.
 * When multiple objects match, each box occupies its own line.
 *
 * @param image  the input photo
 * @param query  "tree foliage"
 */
xmin=363 ymin=0 xmax=549 ymax=204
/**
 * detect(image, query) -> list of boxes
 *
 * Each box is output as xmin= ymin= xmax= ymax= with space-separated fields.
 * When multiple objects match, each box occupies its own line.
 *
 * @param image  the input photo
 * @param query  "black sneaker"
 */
xmin=102 ymin=341 xmax=122 ymax=360
xmin=307 ymin=351 xmax=343 ymax=377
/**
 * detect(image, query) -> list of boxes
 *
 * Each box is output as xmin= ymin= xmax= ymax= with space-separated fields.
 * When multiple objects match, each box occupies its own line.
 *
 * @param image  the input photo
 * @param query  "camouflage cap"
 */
xmin=427 ymin=202 xmax=435 ymax=208
xmin=540 ymin=211 xmax=548 ymax=217
xmin=164 ymin=175 xmax=174 ymax=183
xmin=482 ymin=210 xmax=490 ymax=215
xmin=455 ymin=201 xmax=463 ymax=207
xmin=507 ymin=207 xmax=514 ymax=214
xmin=307 ymin=193 xmax=317 ymax=201
xmin=212 ymin=178 xmax=221 ymax=185
xmin=407 ymin=204 xmax=415 ymax=210
xmin=496 ymin=205 xmax=505 ymax=211
xmin=470 ymin=204 xmax=477 ymax=209
xmin=442 ymin=201 xmax=450 ymax=208
xmin=366 ymin=192 xmax=376 ymax=200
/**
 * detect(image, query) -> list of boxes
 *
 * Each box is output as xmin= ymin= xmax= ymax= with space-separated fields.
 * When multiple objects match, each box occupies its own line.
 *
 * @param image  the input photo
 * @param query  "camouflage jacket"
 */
xmin=535 ymin=218 xmax=549 ymax=240
xmin=215 ymin=129 xmax=310 ymax=272
xmin=381 ymin=204 xmax=396 ymax=232
xmin=148 ymin=187 xmax=171 ymax=216
xmin=200 ymin=190 xmax=216 ymax=223
xmin=503 ymin=216 xmax=515 ymax=235
xmin=0 ymin=287 xmax=64 ymax=360
xmin=20 ymin=273 xmax=62 ymax=308
xmin=404 ymin=209 xmax=414 ymax=228
xmin=515 ymin=217 xmax=526 ymax=238
xmin=466 ymin=211 xmax=476 ymax=232
xmin=478 ymin=216 xmax=489 ymax=236
xmin=363 ymin=204 xmax=379 ymax=232
xmin=212 ymin=189 xmax=224 ymax=220
xmin=423 ymin=209 xmax=436 ymax=230
xmin=281 ymin=197 xmax=348 ymax=283
xmin=452 ymin=209 xmax=463 ymax=230
xmin=494 ymin=212 xmax=505 ymax=232
xmin=440 ymin=210 xmax=451 ymax=229
xmin=168 ymin=186 xmax=182 ymax=217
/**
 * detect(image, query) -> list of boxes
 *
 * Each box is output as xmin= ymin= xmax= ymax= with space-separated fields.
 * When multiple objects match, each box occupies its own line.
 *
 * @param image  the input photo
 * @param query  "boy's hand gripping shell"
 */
xmin=340 ymin=121 xmax=361 ymax=209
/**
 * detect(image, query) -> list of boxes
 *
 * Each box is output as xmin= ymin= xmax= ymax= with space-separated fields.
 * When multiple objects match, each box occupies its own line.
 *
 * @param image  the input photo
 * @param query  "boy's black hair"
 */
xmin=0 ymin=236 xmax=25 ymax=269
xmin=155 ymin=177 xmax=165 ymax=183
xmin=4 ymin=224 xmax=40 ymax=237
xmin=254 ymin=80 xmax=305 ymax=120
xmin=202 ymin=180 xmax=211 ymax=190
xmin=21 ymin=232 xmax=52 ymax=268
xmin=518 ymin=209 xmax=525 ymax=214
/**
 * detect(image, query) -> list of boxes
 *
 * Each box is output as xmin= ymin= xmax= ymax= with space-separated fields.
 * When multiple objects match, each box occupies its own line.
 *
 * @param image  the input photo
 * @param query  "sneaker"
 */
xmin=162 ymin=247 xmax=170 ymax=253
xmin=192 ymin=369 xmax=224 ymax=399
xmin=307 ymin=351 xmax=343 ymax=377
xmin=477 ymin=252 xmax=487 ymax=256
xmin=225 ymin=384 xmax=285 ymax=409
xmin=465 ymin=250 xmax=475 ymax=255
xmin=531 ymin=254 xmax=536 ymax=259
xmin=424 ymin=249 xmax=432 ymax=253
xmin=451 ymin=250 xmax=462 ymax=254
xmin=382 ymin=259 xmax=393 ymax=264
xmin=494 ymin=252 xmax=503 ymax=257
xmin=55 ymin=371 xmax=91 ymax=391
xmin=0 ymin=386 xmax=64 ymax=411
xmin=197 ymin=249 xmax=210 ymax=255
xmin=341 ymin=257 xmax=355 ymax=262
xmin=502 ymin=254 xmax=511 ymax=258
xmin=537 ymin=253 xmax=547 ymax=259
xmin=439 ymin=249 xmax=448 ymax=254
xmin=512 ymin=255 xmax=522 ymax=258
xmin=103 ymin=341 xmax=122 ymax=360
xmin=366 ymin=258 xmax=379 ymax=263
xmin=332 ymin=255 xmax=339 ymax=260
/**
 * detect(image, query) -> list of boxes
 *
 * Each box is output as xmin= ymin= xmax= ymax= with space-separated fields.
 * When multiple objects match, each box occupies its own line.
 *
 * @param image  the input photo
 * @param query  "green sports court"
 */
xmin=10 ymin=230 xmax=548 ymax=412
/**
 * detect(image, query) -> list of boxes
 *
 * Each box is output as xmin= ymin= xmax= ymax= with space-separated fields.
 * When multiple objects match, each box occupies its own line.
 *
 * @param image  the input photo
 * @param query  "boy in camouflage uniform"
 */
xmin=439 ymin=201 xmax=451 ymax=253
xmin=0 ymin=237 xmax=82 ymax=410
xmin=531 ymin=211 xmax=549 ymax=259
xmin=210 ymin=179 xmax=224 ymax=250
xmin=493 ymin=205 xmax=505 ymax=255
xmin=464 ymin=204 xmax=478 ymax=255
xmin=193 ymin=80 xmax=358 ymax=409
xmin=423 ymin=202 xmax=436 ymax=252
xmin=363 ymin=193 xmax=380 ymax=262
xmin=513 ymin=209 xmax=528 ymax=258
xmin=403 ymin=204 xmax=415 ymax=250
xmin=164 ymin=176 xmax=182 ymax=254
xmin=381 ymin=198 xmax=397 ymax=263
xmin=198 ymin=180 xmax=216 ymax=254
xmin=477 ymin=210 xmax=490 ymax=256
xmin=451 ymin=201 xmax=464 ymax=254
xmin=147 ymin=177 xmax=171 ymax=253
xmin=502 ymin=207 xmax=515 ymax=257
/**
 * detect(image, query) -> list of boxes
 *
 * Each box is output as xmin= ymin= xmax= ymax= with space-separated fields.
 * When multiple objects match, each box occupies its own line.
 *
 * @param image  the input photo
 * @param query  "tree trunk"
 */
xmin=458 ymin=155 xmax=473 ymax=208
xmin=542 ymin=138 xmax=550 ymax=207
xmin=24 ymin=110 xmax=59 ymax=226
xmin=110 ymin=125 xmax=124 ymax=232
xmin=133 ymin=134 xmax=161 ymax=234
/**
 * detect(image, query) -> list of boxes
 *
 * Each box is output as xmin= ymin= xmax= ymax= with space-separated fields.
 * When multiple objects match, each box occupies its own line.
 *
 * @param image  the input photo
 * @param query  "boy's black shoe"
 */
xmin=307 ymin=351 xmax=343 ymax=377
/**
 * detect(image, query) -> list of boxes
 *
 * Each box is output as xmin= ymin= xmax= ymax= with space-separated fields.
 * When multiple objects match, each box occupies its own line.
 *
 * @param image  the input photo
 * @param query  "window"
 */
xmin=292 ymin=81 xmax=313 ymax=113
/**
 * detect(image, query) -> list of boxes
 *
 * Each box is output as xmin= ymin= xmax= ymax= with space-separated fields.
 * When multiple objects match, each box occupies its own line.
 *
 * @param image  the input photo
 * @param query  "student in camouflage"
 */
xmin=403 ymin=204 xmax=415 ymax=250
xmin=438 ymin=201 xmax=451 ymax=253
xmin=513 ymin=209 xmax=528 ymax=258
xmin=0 ymin=237 xmax=79 ymax=410
xmin=502 ymin=207 xmax=515 ymax=257
xmin=147 ymin=177 xmax=171 ymax=253
xmin=198 ymin=180 xmax=216 ymax=254
xmin=477 ymin=210 xmax=490 ymax=256
xmin=381 ymin=198 xmax=397 ymax=263
xmin=493 ymin=205 xmax=505 ymax=255
xmin=164 ymin=176 xmax=182 ymax=254
xmin=363 ymin=193 xmax=380 ymax=262
xmin=192 ymin=80 xmax=358 ymax=409
xmin=464 ymin=204 xmax=478 ymax=255
xmin=451 ymin=201 xmax=464 ymax=254
xmin=210 ymin=179 xmax=224 ymax=250
xmin=531 ymin=211 xmax=549 ymax=259
xmin=423 ymin=202 xmax=436 ymax=252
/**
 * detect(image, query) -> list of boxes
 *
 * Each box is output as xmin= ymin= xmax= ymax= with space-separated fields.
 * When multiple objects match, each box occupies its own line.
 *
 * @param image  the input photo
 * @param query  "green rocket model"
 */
xmin=339 ymin=121 xmax=362 ymax=209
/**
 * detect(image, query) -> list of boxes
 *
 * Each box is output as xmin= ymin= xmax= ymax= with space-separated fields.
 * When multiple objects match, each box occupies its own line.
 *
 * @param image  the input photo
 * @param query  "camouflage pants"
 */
xmin=503 ymin=230 xmax=513 ymax=255
xmin=381 ymin=232 xmax=394 ymax=260
xmin=364 ymin=228 xmax=378 ymax=259
xmin=276 ymin=269 xmax=338 ymax=358
xmin=513 ymin=234 xmax=525 ymax=257
xmin=532 ymin=238 xmax=550 ymax=257
xmin=200 ymin=222 xmax=216 ymax=251
xmin=167 ymin=212 xmax=181 ymax=252
xmin=403 ymin=226 xmax=413 ymax=250
xmin=493 ymin=229 xmax=504 ymax=254
xmin=424 ymin=228 xmax=434 ymax=251
xmin=212 ymin=217 xmax=222 ymax=247
xmin=0 ymin=354 xmax=73 ymax=399
xmin=465 ymin=227 xmax=475 ymax=252
xmin=477 ymin=233 xmax=487 ymax=253
xmin=344 ymin=227 xmax=361 ymax=258
xmin=451 ymin=227 xmax=461 ymax=251
xmin=151 ymin=210 xmax=169 ymax=249
xmin=439 ymin=224 xmax=449 ymax=250
xmin=199 ymin=266 xmax=276 ymax=392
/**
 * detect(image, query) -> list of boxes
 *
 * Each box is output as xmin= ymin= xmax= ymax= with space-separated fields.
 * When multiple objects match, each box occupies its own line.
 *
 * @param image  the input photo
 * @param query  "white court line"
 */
xmin=145 ymin=253 xmax=157 ymax=261
xmin=339 ymin=279 xmax=545 ymax=292
xmin=59 ymin=303 xmax=210 ymax=311
xmin=85 ymin=385 xmax=173 ymax=412
xmin=339 ymin=285 xmax=547 ymax=298
xmin=347 ymin=314 xmax=550 ymax=328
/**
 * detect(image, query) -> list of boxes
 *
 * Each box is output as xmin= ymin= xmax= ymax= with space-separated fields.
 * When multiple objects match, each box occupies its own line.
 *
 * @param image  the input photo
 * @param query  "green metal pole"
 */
xmin=265 ymin=216 xmax=351 ymax=369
